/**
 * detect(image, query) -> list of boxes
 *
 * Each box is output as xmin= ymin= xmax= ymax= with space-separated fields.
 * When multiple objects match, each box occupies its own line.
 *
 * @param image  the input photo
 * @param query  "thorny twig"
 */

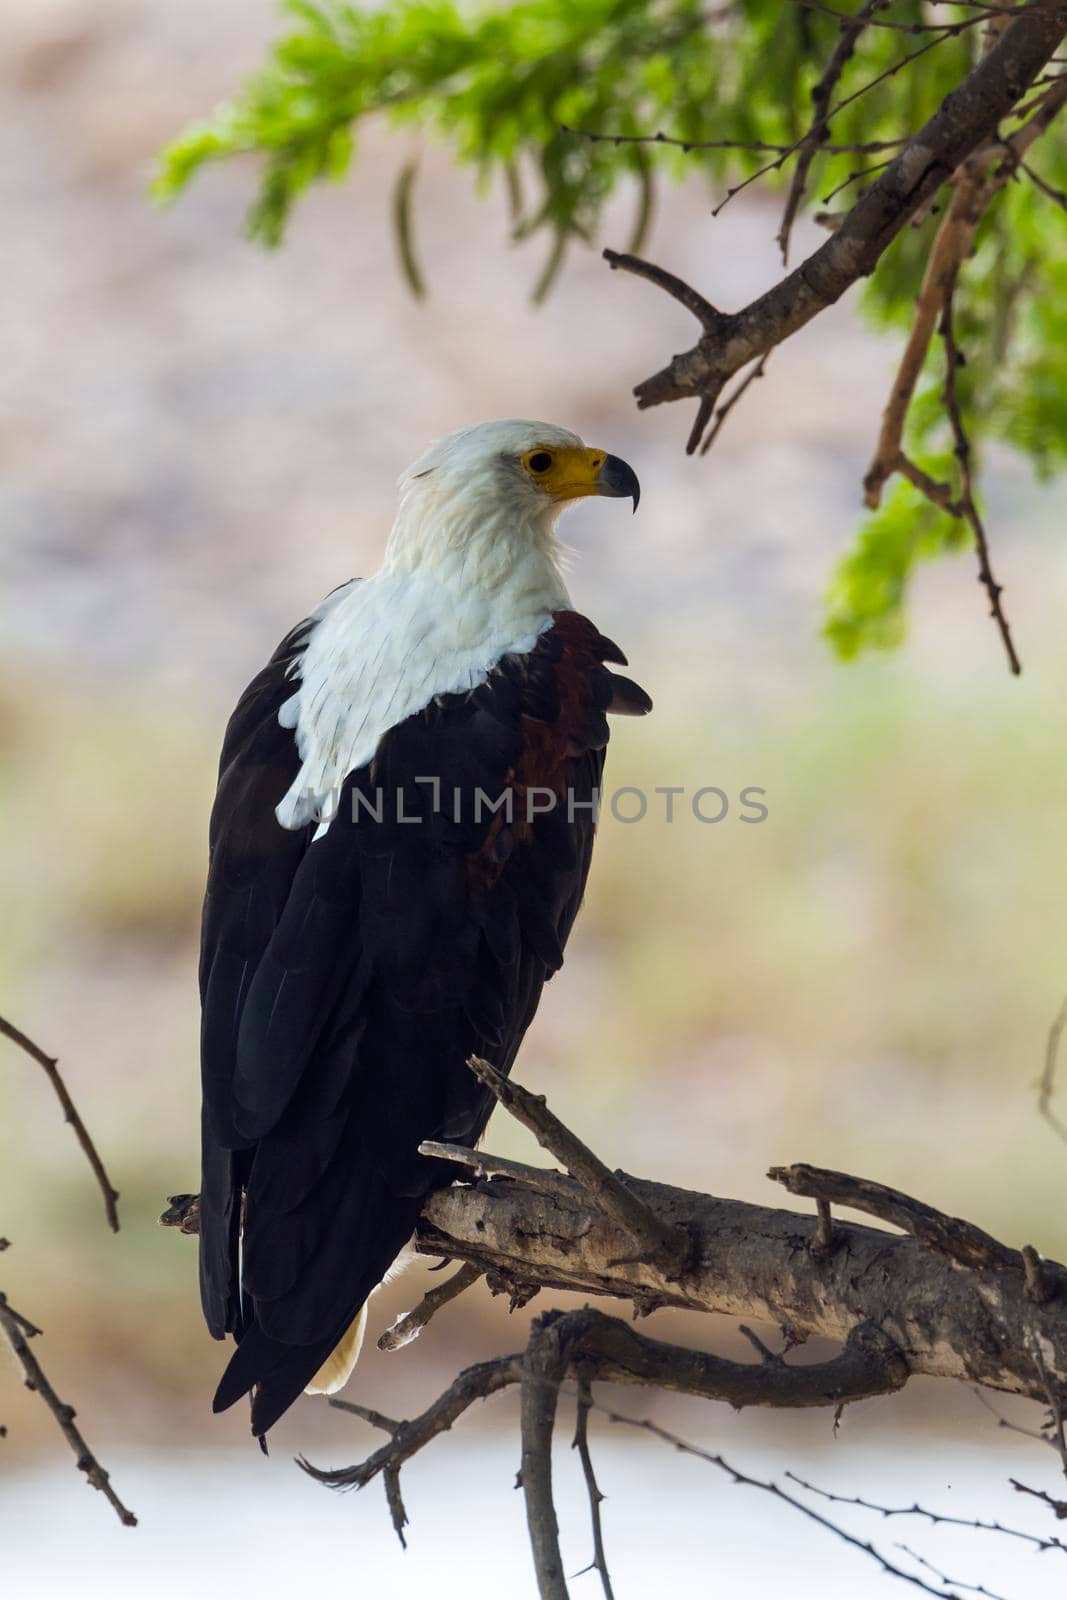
xmin=1020 ymin=155 xmax=1067 ymax=207
xmin=605 ymin=8 xmax=1067 ymax=470
xmin=709 ymin=24 xmax=980 ymax=220
xmin=571 ymin=1373 xmax=616 ymax=1600
xmin=304 ymin=1354 xmax=523 ymax=1540
xmin=895 ymin=1544 xmax=1009 ymax=1600
xmin=787 ymin=1471 xmax=1067 ymax=1555
xmin=0 ymin=1289 xmax=136 ymax=1527
xmin=0 ymin=1014 xmax=120 ymax=1232
xmin=938 ymin=267 xmax=1022 ymax=675
xmin=597 ymin=1405 xmax=980 ymax=1600
xmin=698 ymin=354 xmax=770 ymax=455
xmin=1010 ymin=1476 xmax=1067 ymax=1517
xmin=777 ymin=0 xmax=883 ymax=263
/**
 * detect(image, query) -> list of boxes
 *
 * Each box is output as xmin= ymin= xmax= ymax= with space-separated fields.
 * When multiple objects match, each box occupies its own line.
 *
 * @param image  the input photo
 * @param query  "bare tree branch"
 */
xmin=597 ymin=1403 xmax=981 ymax=1600
xmin=767 ymin=1160 xmax=1022 ymax=1272
xmin=463 ymin=1056 xmax=692 ymax=1277
xmin=167 ymin=1137 xmax=1067 ymax=1406
xmin=777 ymin=0 xmax=883 ymax=264
xmin=0 ymin=1288 xmax=137 ymax=1527
xmin=0 ymin=1014 xmax=120 ymax=1233
xmin=571 ymin=1374 xmax=615 ymax=1600
xmin=787 ymin=1470 xmax=1067 ymax=1555
xmin=377 ymin=1262 xmax=483 ymax=1353
xmin=605 ymin=2 xmax=1067 ymax=448
xmin=1039 ymin=995 xmax=1067 ymax=1141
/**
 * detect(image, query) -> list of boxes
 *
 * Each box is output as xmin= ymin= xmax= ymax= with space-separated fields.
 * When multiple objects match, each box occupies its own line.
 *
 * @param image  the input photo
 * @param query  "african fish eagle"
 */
xmin=199 ymin=419 xmax=649 ymax=1436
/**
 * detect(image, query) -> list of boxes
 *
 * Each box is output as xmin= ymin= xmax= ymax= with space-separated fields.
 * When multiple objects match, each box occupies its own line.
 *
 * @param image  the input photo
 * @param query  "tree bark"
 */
xmin=417 ymin=1160 xmax=1067 ymax=1403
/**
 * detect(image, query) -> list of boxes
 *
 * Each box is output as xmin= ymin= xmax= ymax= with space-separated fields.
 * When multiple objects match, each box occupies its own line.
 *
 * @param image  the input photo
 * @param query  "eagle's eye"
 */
xmin=527 ymin=450 xmax=553 ymax=474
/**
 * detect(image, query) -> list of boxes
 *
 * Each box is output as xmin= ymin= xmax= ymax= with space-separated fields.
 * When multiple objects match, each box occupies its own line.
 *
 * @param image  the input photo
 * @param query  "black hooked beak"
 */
xmin=597 ymin=454 xmax=641 ymax=513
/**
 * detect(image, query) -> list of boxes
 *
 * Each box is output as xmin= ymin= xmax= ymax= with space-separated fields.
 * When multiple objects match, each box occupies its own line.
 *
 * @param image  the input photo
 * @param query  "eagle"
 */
xmin=198 ymin=419 xmax=649 ymax=1437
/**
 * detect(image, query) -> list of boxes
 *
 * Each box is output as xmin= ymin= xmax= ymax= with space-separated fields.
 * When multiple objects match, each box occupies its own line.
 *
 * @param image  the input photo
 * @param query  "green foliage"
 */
xmin=824 ymin=473 xmax=966 ymax=660
xmin=154 ymin=0 xmax=1067 ymax=661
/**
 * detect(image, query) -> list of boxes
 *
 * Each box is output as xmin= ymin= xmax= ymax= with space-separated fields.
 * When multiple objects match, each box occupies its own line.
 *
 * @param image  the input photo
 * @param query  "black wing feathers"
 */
xmin=199 ymin=608 xmax=650 ymax=1433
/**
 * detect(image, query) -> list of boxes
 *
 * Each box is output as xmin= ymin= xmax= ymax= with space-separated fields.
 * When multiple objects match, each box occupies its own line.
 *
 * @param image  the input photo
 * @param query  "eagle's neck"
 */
xmin=382 ymin=471 xmax=570 ymax=621
xmin=275 ymin=498 xmax=572 ymax=834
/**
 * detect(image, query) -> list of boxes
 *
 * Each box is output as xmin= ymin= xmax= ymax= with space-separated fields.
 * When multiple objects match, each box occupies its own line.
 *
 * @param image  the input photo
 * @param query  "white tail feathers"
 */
xmin=304 ymin=1303 xmax=369 ymax=1396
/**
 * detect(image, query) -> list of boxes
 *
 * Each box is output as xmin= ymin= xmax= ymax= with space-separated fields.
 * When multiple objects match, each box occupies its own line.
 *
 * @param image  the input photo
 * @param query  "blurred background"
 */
xmin=3 ymin=1 xmax=1067 ymax=1595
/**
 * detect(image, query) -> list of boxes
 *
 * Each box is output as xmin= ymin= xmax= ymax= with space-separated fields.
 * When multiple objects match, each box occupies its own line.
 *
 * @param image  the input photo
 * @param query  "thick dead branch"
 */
xmin=306 ymin=1303 xmax=905 ymax=1596
xmin=167 ymin=1144 xmax=1067 ymax=1405
xmin=417 ymin=1153 xmax=1067 ymax=1402
xmin=1 ymin=1014 xmax=120 ymax=1232
xmin=605 ymin=1 xmax=1067 ymax=448
xmin=0 ymin=1290 xmax=136 ymax=1527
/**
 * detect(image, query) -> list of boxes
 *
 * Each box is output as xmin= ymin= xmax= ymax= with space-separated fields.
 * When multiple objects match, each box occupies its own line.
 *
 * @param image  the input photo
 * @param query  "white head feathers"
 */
xmin=275 ymin=420 xmax=588 ymax=833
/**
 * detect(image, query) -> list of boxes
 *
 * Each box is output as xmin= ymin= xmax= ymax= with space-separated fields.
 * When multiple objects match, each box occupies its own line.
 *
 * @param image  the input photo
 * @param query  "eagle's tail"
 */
xmin=303 ymin=1303 xmax=369 ymax=1396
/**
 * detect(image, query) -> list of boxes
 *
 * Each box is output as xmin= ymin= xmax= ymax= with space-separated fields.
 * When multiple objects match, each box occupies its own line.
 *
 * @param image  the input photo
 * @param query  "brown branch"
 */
xmin=308 ymin=1304 xmax=906 ymax=1594
xmin=861 ymin=169 xmax=987 ymax=511
xmin=938 ymin=266 xmax=1022 ymax=675
xmin=601 ymin=250 xmax=721 ymax=329
xmin=167 ymin=1144 xmax=1067 ymax=1404
xmin=1039 ymin=995 xmax=1067 ymax=1140
xmin=611 ymin=2 xmax=1067 ymax=441
xmin=698 ymin=353 xmax=770 ymax=456
xmin=1010 ymin=1476 xmax=1067 ymax=1517
xmin=521 ymin=1314 xmax=571 ymax=1600
xmin=0 ymin=1291 xmax=137 ymax=1526
xmin=301 ymin=1353 xmax=523 ymax=1505
xmin=564 ymin=124 xmax=908 ymax=156
xmin=419 ymin=1159 xmax=1067 ymax=1400
xmin=768 ymin=1161 xmax=1021 ymax=1271
xmin=417 ymin=1140 xmax=581 ymax=1204
xmin=785 ymin=0 xmax=970 ymax=34
xmin=777 ymin=0 xmax=883 ymax=264
xmin=571 ymin=1374 xmax=615 ymax=1600
xmin=896 ymin=452 xmax=964 ymax=511
xmin=709 ymin=27 xmax=976 ymax=221
xmin=464 ymin=1056 xmax=692 ymax=1277
xmin=863 ymin=72 xmax=1067 ymax=506
xmin=1020 ymin=154 xmax=1067 ymax=207
xmin=0 ymin=1014 xmax=120 ymax=1232
xmin=377 ymin=1262 xmax=483 ymax=1352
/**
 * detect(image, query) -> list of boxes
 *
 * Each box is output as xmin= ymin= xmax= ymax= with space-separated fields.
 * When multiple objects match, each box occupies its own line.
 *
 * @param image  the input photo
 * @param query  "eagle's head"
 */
xmin=384 ymin=419 xmax=640 ymax=580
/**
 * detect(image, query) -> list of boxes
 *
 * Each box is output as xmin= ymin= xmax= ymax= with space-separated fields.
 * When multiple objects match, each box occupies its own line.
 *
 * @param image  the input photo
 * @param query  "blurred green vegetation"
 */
xmin=153 ymin=0 xmax=1067 ymax=662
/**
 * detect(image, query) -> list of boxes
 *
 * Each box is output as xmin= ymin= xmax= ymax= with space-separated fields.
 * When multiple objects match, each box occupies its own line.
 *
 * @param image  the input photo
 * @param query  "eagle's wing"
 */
xmin=198 ymin=608 xmax=650 ymax=1435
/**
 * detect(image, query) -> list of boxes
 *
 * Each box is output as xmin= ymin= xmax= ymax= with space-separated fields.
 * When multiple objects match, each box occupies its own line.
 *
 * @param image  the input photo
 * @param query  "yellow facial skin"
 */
xmin=521 ymin=445 xmax=608 ymax=501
